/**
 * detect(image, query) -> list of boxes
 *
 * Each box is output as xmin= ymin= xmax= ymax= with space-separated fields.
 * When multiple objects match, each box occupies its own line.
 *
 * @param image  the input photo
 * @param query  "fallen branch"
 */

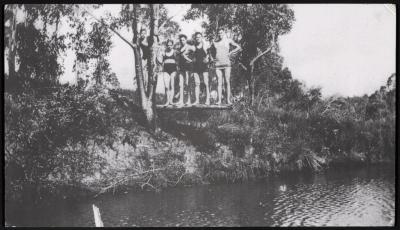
xmin=140 ymin=174 xmax=156 ymax=190
xmin=174 ymin=172 xmax=187 ymax=186
xmin=95 ymin=168 xmax=165 ymax=197
xmin=156 ymin=104 xmax=233 ymax=110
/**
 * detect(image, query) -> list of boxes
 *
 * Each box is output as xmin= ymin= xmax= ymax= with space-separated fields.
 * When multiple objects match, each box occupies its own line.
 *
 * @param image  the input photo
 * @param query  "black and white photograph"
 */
xmin=4 ymin=3 xmax=396 ymax=227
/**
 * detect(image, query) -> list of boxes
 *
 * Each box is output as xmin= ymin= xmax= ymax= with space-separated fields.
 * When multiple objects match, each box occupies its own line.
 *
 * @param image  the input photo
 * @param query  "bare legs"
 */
xmin=170 ymin=72 xmax=176 ymax=104
xmin=177 ymin=72 xmax=184 ymax=105
xmin=185 ymin=71 xmax=191 ymax=105
xmin=203 ymin=72 xmax=210 ymax=105
xmin=193 ymin=72 xmax=210 ymax=105
xmin=162 ymin=72 xmax=175 ymax=106
xmin=216 ymin=67 xmax=232 ymax=105
xmin=193 ymin=73 xmax=200 ymax=105
xmin=159 ymin=69 xmax=227 ymax=106
xmin=161 ymin=72 xmax=169 ymax=106
xmin=225 ymin=67 xmax=232 ymax=104
xmin=177 ymin=70 xmax=191 ymax=105
xmin=216 ymin=69 xmax=223 ymax=105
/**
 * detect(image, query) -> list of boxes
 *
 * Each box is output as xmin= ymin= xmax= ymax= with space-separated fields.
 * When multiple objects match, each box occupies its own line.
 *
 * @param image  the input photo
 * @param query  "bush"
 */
xmin=4 ymin=81 xmax=141 ymax=201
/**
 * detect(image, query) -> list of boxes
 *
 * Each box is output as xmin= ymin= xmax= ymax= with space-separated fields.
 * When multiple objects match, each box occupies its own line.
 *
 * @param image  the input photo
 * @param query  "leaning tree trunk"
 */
xmin=147 ymin=4 xmax=160 ymax=132
xmin=7 ymin=5 xmax=17 ymax=78
xmin=131 ymin=4 xmax=159 ymax=132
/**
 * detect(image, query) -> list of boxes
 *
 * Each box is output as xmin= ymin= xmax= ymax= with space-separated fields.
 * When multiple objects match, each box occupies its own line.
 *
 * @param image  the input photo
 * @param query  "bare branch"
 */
xmin=158 ymin=9 xmax=181 ymax=29
xmin=250 ymin=46 xmax=273 ymax=67
xmin=250 ymin=32 xmax=277 ymax=67
xmin=238 ymin=62 xmax=248 ymax=71
xmin=78 ymin=5 xmax=137 ymax=50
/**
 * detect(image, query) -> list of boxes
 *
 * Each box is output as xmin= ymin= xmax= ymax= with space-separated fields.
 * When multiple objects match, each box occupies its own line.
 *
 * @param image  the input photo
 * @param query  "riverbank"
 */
xmin=6 ymin=127 xmax=395 ymax=205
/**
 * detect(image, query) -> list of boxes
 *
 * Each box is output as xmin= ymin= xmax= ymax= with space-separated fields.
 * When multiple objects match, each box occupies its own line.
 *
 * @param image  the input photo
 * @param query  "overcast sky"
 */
xmin=59 ymin=4 xmax=396 ymax=97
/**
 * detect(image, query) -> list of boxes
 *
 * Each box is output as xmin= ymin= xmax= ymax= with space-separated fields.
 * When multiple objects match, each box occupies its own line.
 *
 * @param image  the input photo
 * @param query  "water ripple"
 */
xmin=6 ymin=166 xmax=395 ymax=227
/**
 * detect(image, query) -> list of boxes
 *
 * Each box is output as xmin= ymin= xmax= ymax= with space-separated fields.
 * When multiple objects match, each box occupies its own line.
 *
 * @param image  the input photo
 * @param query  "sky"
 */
xmin=279 ymin=4 xmax=396 ymax=97
xmin=56 ymin=4 xmax=396 ymax=97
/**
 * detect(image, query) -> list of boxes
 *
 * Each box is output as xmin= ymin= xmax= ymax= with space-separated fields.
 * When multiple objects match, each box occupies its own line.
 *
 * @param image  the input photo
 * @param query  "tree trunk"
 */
xmin=132 ymin=46 xmax=157 ymax=130
xmin=131 ymin=4 xmax=159 ymax=133
xmin=148 ymin=4 xmax=160 ymax=132
xmin=7 ymin=5 xmax=17 ymax=78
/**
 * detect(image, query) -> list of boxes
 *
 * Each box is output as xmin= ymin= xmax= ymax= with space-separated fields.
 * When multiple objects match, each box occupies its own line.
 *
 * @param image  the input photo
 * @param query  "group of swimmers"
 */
xmin=139 ymin=28 xmax=241 ymax=106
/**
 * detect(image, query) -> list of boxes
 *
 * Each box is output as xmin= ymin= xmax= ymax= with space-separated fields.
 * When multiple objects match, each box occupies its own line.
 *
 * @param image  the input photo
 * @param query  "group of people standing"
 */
xmin=139 ymin=28 xmax=241 ymax=106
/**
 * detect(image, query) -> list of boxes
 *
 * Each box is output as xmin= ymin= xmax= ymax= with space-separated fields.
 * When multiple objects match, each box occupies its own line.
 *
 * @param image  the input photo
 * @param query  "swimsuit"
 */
xmin=177 ymin=45 xmax=193 ymax=72
xmin=213 ymin=39 xmax=231 ymax=68
xmin=163 ymin=50 xmax=177 ymax=75
xmin=164 ymin=64 xmax=176 ymax=75
xmin=193 ymin=43 xmax=208 ymax=73
xmin=139 ymin=37 xmax=150 ymax=61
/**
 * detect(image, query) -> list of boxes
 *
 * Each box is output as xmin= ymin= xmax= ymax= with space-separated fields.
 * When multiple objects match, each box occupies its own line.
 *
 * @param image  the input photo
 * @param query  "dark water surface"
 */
xmin=6 ymin=165 xmax=395 ymax=227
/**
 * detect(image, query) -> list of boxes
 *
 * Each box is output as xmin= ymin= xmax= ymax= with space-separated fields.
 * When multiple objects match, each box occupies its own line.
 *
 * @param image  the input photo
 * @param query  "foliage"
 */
xmin=115 ymin=4 xmax=181 ymax=42
xmin=162 ymin=71 xmax=395 ymax=176
xmin=205 ymin=73 xmax=395 ymax=172
xmin=5 ymin=82 xmax=116 ymax=200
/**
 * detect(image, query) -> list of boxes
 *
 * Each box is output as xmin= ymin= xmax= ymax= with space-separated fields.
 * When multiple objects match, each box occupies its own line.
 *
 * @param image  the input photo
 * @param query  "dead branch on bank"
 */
xmin=95 ymin=168 xmax=165 ymax=197
xmin=156 ymin=104 xmax=233 ymax=110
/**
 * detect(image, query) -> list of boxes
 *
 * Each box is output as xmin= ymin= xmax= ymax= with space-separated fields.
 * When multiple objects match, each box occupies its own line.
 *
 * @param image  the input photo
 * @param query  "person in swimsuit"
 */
xmin=160 ymin=39 xmax=177 ymax=106
xmin=211 ymin=28 xmax=241 ymax=105
xmin=192 ymin=32 xmax=210 ymax=105
xmin=139 ymin=28 xmax=150 ymax=60
xmin=177 ymin=34 xmax=195 ymax=105
xmin=139 ymin=28 xmax=150 ymax=89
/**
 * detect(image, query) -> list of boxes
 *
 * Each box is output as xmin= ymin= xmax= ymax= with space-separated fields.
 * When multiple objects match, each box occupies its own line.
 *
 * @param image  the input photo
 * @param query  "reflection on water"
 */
xmin=6 ymin=165 xmax=395 ymax=227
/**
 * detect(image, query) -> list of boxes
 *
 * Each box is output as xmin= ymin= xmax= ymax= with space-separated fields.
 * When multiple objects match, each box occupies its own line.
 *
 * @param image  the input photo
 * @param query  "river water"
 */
xmin=6 ymin=165 xmax=395 ymax=227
